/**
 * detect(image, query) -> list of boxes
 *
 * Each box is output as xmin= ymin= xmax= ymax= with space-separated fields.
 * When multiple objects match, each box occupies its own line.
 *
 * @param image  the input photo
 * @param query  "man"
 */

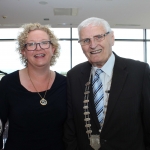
xmin=64 ymin=17 xmax=150 ymax=150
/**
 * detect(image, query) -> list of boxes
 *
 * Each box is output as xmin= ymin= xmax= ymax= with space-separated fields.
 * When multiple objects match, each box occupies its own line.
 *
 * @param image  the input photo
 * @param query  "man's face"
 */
xmin=79 ymin=25 xmax=114 ymax=68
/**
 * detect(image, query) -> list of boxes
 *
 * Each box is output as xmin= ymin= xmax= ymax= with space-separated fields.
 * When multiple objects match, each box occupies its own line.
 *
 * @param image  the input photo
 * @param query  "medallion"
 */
xmin=40 ymin=98 xmax=47 ymax=105
xmin=90 ymin=135 xmax=100 ymax=150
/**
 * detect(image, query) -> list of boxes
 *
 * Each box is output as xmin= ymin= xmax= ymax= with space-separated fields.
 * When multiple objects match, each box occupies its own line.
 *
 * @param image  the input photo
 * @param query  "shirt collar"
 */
xmin=92 ymin=53 xmax=115 ymax=77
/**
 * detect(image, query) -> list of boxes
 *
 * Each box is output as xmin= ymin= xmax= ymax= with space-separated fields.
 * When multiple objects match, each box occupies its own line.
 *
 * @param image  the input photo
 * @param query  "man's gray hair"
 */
xmin=78 ymin=17 xmax=111 ymax=37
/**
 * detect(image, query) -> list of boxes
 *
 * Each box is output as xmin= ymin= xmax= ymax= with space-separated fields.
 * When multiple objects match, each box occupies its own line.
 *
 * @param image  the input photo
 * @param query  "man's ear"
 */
xmin=110 ymin=31 xmax=115 ymax=46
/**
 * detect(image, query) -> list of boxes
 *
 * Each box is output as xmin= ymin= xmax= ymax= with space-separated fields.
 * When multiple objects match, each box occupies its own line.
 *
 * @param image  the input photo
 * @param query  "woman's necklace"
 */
xmin=27 ymin=69 xmax=51 ymax=106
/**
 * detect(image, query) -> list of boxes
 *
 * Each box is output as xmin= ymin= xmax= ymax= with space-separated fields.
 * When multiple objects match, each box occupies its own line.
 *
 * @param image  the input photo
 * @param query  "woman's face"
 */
xmin=22 ymin=30 xmax=55 ymax=68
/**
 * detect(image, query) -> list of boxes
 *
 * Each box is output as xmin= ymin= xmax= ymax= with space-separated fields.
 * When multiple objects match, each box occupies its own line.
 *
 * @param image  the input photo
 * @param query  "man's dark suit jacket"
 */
xmin=64 ymin=53 xmax=150 ymax=150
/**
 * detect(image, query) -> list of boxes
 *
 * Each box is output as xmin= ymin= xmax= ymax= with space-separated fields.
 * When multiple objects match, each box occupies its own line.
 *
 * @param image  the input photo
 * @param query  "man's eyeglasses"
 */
xmin=24 ymin=41 xmax=52 ymax=51
xmin=78 ymin=32 xmax=110 ymax=46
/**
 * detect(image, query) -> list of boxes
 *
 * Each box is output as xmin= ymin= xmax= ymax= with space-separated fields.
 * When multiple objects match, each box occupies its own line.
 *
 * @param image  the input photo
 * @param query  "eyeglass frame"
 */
xmin=78 ymin=31 xmax=110 ymax=46
xmin=24 ymin=40 xmax=52 ymax=51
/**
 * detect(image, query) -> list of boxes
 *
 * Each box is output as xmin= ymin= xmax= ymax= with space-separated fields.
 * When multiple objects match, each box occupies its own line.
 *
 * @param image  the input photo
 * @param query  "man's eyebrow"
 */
xmin=93 ymin=34 xmax=102 ymax=37
xmin=80 ymin=34 xmax=103 ymax=41
xmin=80 ymin=37 xmax=90 ymax=41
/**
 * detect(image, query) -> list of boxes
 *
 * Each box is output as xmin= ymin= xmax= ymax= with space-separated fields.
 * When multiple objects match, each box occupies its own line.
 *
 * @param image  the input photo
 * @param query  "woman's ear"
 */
xmin=22 ymin=49 xmax=27 ymax=59
xmin=52 ymin=47 xmax=56 ymax=55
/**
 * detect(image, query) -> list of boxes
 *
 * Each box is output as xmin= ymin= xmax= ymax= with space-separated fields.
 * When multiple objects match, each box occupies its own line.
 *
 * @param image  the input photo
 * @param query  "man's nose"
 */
xmin=89 ymin=38 xmax=97 ymax=49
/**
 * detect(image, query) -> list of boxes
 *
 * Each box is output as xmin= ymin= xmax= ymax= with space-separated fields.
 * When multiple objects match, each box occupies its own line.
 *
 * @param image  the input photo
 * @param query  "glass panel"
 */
xmin=112 ymin=29 xmax=143 ymax=39
xmin=72 ymin=28 xmax=78 ymax=39
xmin=72 ymin=28 xmax=143 ymax=40
xmin=146 ymin=29 xmax=150 ymax=39
xmin=0 ymin=41 xmax=24 ymax=74
xmin=0 ymin=40 xmax=70 ymax=76
xmin=52 ymin=28 xmax=70 ymax=39
xmin=0 ymin=28 xmax=23 ymax=39
xmin=147 ymin=42 xmax=150 ymax=65
xmin=113 ymin=41 xmax=144 ymax=62
xmin=72 ymin=41 xmax=87 ymax=67
xmin=0 ymin=28 xmax=70 ymax=39
xmin=51 ymin=40 xmax=71 ymax=75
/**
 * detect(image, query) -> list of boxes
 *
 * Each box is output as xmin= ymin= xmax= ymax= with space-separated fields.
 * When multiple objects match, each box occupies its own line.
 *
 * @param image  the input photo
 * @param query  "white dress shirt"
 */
xmin=92 ymin=53 xmax=115 ymax=121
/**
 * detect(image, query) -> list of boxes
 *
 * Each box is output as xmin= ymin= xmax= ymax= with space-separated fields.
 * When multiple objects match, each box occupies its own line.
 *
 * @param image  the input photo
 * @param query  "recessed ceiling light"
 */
xmin=2 ymin=16 xmax=7 ymax=19
xmin=39 ymin=1 xmax=48 ymax=5
xmin=62 ymin=23 xmax=67 ymax=25
xmin=57 ymin=23 xmax=75 ymax=26
xmin=44 ymin=18 xmax=49 ymax=21
xmin=57 ymin=23 xmax=68 ymax=26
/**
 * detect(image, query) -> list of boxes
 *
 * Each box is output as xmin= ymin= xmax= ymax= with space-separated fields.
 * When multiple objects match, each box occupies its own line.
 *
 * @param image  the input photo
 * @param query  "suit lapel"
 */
xmin=78 ymin=62 xmax=91 ymax=93
xmin=79 ymin=62 xmax=100 ymax=129
xmin=103 ymin=54 xmax=128 ymax=126
xmin=78 ymin=54 xmax=129 ymax=130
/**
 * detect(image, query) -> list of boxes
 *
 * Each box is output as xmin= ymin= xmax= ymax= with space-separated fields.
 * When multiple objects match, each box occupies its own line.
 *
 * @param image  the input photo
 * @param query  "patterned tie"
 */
xmin=92 ymin=69 xmax=104 ymax=124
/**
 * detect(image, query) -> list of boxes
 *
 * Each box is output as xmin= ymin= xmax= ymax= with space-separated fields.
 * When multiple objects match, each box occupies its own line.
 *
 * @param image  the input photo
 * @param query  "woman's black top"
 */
xmin=0 ymin=70 xmax=67 ymax=150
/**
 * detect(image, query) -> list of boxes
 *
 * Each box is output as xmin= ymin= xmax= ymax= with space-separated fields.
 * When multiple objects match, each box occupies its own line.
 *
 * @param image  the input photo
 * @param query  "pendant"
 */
xmin=90 ymin=135 xmax=100 ymax=150
xmin=40 ymin=98 xmax=47 ymax=105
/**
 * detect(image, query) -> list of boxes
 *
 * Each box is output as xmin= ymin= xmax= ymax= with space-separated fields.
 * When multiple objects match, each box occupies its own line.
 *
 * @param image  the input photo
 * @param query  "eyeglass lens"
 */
xmin=79 ymin=32 xmax=110 ymax=46
xmin=25 ymin=41 xmax=50 ymax=51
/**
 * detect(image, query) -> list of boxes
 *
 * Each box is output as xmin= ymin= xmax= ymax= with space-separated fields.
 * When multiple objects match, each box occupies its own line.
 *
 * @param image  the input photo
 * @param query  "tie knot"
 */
xmin=95 ymin=69 xmax=103 ymax=75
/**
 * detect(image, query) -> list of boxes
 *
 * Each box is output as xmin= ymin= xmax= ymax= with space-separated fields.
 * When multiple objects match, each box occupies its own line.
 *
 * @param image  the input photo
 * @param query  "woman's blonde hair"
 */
xmin=17 ymin=23 xmax=60 ymax=66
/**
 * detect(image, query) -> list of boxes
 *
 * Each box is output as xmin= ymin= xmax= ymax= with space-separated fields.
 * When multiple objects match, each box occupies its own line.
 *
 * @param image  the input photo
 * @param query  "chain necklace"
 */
xmin=27 ymin=69 xmax=51 ymax=106
xmin=83 ymin=67 xmax=109 ymax=150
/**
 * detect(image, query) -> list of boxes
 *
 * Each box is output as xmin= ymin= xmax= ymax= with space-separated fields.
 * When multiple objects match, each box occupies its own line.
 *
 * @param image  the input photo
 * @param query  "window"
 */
xmin=112 ymin=28 xmax=143 ymax=39
xmin=52 ymin=28 xmax=70 ymax=39
xmin=0 ymin=41 xmax=24 ymax=73
xmin=113 ymin=41 xmax=144 ymax=62
xmin=147 ymin=42 xmax=150 ymax=65
xmin=72 ymin=28 xmax=79 ymax=39
xmin=0 ymin=28 xmax=23 ymax=39
xmin=146 ymin=29 xmax=150 ymax=39
xmin=0 ymin=28 xmax=149 ymax=74
xmin=72 ymin=40 xmax=87 ymax=67
xmin=51 ymin=40 xmax=71 ymax=75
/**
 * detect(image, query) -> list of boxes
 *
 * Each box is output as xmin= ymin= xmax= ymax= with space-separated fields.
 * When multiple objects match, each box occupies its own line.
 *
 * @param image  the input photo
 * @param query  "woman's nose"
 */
xmin=36 ymin=43 xmax=42 ymax=50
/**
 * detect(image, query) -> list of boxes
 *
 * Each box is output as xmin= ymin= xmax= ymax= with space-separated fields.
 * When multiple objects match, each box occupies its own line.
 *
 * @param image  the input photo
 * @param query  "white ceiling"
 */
xmin=0 ymin=0 xmax=150 ymax=29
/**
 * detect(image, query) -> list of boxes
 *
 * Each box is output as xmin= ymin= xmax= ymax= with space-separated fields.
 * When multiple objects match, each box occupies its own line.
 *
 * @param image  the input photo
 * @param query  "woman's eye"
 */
xmin=28 ymin=43 xmax=34 ymax=47
xmin=41 ymin=41 xmax=48 ymax=45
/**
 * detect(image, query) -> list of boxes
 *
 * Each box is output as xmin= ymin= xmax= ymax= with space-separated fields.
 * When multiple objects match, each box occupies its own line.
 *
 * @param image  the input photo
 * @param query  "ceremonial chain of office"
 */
xmin=83 ymin=67 xmax=109 ymax=139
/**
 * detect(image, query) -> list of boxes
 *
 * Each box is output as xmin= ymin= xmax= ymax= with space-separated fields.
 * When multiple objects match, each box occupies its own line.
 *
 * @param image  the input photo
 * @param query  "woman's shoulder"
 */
xmin=55 ymin=72 xmax=66 ymax=79
xmin=54 ymin=72 xmax=67 ymax=85
xmin=0 ymin=70 xmax=19 ymax=83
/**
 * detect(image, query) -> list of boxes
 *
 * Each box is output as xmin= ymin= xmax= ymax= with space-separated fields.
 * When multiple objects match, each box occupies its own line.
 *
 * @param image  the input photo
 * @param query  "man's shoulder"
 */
xmin=115 ymin=54 xmax=148 ymax=68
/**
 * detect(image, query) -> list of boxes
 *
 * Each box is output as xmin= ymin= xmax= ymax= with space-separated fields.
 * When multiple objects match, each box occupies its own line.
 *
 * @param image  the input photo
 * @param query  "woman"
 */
xmin=0 ymin=23 xmax=67 ymax=150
